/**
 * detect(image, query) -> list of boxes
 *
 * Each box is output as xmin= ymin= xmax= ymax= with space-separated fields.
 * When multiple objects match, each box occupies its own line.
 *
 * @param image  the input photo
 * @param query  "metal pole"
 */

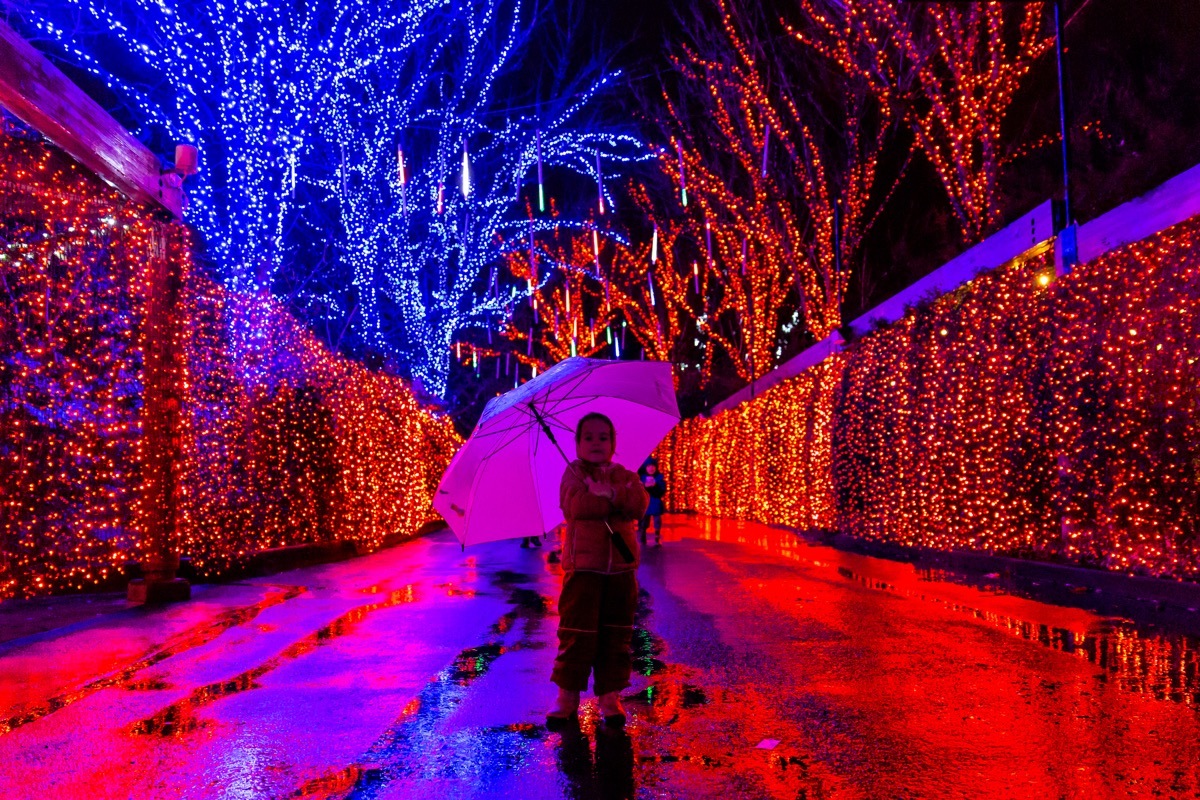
xmin=1052 ymin=0 xmax=1079 ymax=272
xmin=1053 ymin=0 xmax=1072 ymax=227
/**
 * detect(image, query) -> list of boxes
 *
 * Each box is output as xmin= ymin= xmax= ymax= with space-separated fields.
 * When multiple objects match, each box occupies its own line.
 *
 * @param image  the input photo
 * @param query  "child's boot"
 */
xmin=546 ymin=687 xmax=580 ymax=731
xmin=597 ymin=690 xmax=626 ymax=728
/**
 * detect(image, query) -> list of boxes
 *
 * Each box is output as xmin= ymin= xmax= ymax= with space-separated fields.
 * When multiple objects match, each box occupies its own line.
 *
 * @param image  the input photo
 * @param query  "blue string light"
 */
xmin=22 ymin=0 xmax=646 ymax=397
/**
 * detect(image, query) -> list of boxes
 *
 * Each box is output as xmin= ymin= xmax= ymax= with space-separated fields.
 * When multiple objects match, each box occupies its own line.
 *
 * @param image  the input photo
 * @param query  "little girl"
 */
xmin=547 ymin=412 xmax=649 ymax=730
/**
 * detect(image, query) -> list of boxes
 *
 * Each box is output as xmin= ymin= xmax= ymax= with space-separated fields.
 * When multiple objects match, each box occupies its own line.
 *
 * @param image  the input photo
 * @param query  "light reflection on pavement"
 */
xmin=1 ymin=516 xmax=1199 ymax=799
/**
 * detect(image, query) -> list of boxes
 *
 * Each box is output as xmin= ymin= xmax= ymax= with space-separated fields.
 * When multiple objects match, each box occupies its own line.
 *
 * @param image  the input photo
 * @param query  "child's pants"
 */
xmin=551 ymin=570 xmax=638 ymax=695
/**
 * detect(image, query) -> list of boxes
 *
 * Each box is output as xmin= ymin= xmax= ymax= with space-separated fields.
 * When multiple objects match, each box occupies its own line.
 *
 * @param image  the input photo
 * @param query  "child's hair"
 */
xmin=575 ymin=412 xmax=616 ymax=444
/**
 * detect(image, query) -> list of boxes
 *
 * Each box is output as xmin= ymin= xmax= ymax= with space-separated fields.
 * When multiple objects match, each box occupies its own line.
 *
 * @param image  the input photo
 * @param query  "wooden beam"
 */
xmin=0 ymin=19 xmax=183 ymax=218
xmin=1076 ymin=160 xmax=1200 ymax=265
xmin=844 ymin=199 xmax=1056 ymax=339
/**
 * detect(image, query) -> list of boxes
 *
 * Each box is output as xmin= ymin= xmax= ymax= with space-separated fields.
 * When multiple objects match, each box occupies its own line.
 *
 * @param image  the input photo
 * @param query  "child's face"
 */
xmin=645 ymin=464 xmax=657 ymax=475
xmin=577 ymin=419 xmax=615 ymax=464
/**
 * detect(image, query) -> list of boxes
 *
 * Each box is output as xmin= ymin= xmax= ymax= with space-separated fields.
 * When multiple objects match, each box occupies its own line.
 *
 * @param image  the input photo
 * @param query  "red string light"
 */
xmin=0 ymin=132 xmax=458 ymax=598
xmin=662 ymin=217 xmax=1200 ymax=580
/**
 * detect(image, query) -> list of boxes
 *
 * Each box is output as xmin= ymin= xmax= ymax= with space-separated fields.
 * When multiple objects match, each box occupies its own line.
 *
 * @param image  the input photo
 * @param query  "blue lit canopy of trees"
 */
xmin=20 ymin=0 xmax=645 ymax=397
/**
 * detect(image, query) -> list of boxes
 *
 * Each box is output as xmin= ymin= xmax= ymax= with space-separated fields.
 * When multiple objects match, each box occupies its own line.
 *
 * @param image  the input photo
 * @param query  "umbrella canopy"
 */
xmin=434 ymin=357 xmax=680 ymax=547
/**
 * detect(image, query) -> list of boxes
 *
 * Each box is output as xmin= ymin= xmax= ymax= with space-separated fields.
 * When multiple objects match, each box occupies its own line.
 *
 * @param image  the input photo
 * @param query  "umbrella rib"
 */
xmin=476 ymin=421 xmax=538 ymax=464
xmin=524 ymin=394 xmax=575 ymax=433
xmin=497 ymin=394 xmax=546 ymax=466
xmin=527 ymin=408 xmax=554 ymax=533
xmin=553 ymin=367 xmax=595 ymax=405
xmin=467 ymin=401 xmax=549 ymax=467
xmin=537 ymin=398 xmax=594 ymax=435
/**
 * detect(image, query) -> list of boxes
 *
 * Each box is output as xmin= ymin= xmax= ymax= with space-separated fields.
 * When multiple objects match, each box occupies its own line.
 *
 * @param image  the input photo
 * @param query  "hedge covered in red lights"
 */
xmin=0 ymin=131 xmax=458 ymax=599
xmin=662 ymin=219 xmax=1200 ymax=581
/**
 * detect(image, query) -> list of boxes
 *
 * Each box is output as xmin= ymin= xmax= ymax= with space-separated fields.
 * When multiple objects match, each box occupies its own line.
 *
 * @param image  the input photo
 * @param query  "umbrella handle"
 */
xmin=569 ymin=465 xmax=636 ymax=565
xmin=605 ymin=519 xmax=636 ymax=564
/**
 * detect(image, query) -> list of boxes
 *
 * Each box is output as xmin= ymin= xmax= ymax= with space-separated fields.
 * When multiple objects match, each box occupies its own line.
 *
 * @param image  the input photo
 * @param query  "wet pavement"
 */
xmin=2 ymin=515 xmax=1200 ymax=799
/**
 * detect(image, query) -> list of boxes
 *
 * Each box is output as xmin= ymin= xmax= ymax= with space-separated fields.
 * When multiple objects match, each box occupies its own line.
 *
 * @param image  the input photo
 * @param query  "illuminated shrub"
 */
xmin=669 ymin=218 xmax=1200 ymax=581
xmin=832 ymin=254 xmax=1059 ymax=558
xmin=0 ymin=133 xmax=458 ymax=598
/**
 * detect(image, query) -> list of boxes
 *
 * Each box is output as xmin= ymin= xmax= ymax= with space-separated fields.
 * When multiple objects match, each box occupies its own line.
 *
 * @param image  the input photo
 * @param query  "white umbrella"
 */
xmin=433 ymin=357 xmax=680 ymax=549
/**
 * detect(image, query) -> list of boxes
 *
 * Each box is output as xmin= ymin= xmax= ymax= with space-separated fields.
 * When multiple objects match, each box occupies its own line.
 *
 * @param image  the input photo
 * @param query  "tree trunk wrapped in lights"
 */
xmin=20 ymin=0 xmax=646 ymax=399
xmin=653 ymin=0 xmax=904 ymax=381
xmin=604 ymin=196 xmax=703 ymax=373
xmin=790 ymin=0 xmax=1053 ymax=243
xmin=495 ymin=220 xmax=623 ymax=373
xmin=499 ymin=195 xmax=711 ymax=385
xmin=324 ymin=0 xmax=646 ymax=397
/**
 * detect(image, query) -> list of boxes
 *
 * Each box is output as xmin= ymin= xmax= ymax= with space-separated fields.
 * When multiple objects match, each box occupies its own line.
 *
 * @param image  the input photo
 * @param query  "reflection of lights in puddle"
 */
xmin=838 ymin=566 xmax=1200 ymax=707
xmin=218 ymin=731 xmax=285 ymax=800
xmin=130 ymin=585 xmax=419 ymax=738
xmin=291 ymin=766 xmax=372 ymax=797
xmin=685 ymin=518 xmax=1200 ymax=708
xmin=632 ymin=628 xmax=667 ymax=678
xmin=1 ymin=585 xmax=306 ymax=735
xmin=435 ymin=582 xmax=477 ymax=598
xmin=627 ymin=681 xmax=709 ymax=725
xmin=288 ymin=589 xmax=551 ymax=797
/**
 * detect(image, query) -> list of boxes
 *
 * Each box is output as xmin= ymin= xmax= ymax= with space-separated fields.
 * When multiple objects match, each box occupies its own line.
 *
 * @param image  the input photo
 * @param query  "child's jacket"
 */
xmin=559 ymin=459 xmax=649 ymax=574
xmin=642 ymin=472 xmax=666 ymax=517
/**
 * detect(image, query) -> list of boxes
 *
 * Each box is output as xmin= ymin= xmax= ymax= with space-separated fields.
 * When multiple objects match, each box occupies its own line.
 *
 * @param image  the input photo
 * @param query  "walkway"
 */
xmin=2 ymin=516 xmax=1199 ymax=798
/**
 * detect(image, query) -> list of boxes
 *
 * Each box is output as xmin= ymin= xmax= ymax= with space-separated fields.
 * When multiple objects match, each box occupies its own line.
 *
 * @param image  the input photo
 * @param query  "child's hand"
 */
xmin=584 ymin=476 xmax=615 ymax=499
xmin=643 ymin=476 xmax=654 ymax=487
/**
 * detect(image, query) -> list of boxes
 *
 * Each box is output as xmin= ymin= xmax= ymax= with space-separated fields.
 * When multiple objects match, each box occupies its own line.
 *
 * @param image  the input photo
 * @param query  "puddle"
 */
xmin=434 ymin=582 xmax=477 ymax=598
xmin=291 ymin=766 xmax=371 ymax=798
xmin=628 ymin=683 xmax=708 ymax=709
xmin=838 ymin=566 xmax=1200 ymax=708
xmin=631 ymin=590 xmax=668 ymax=678
xmin=131 ymin=585 xmax=418 ymax=737
xmin=492 ymin=570 xmax=536 ymax=585
xmin=627 ymin=681 xmax=709 ymax=726
xmin=0 ymin=584 xmax=306 ymax=735
xmin=289 ymin=576 xmax=555 ymax=798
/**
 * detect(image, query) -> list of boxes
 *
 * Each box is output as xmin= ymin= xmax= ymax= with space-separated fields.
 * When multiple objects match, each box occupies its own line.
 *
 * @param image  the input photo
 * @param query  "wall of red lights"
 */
xmin=663 ymin=220 xmax=1200 ymax=581
xmin=0 ymin=131 xmax=459 ymax=599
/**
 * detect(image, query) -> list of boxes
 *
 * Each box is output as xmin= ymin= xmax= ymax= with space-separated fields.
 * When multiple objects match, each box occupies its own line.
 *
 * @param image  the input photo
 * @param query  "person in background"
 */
xmin=546 ymin=523 xmax=563 ymax=564
xmin=638 ymin=457 xmax=666 ymax=546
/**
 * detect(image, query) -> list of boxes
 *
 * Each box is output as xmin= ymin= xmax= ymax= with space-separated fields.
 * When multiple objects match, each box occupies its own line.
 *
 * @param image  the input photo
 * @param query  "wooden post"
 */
xmin=0 ymin=20 xmax=184 ymax=218
xmin=0 ymin=20 xmax=190 ymax=601
xmin=127 ymin=224 xmax=190 ymax=603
